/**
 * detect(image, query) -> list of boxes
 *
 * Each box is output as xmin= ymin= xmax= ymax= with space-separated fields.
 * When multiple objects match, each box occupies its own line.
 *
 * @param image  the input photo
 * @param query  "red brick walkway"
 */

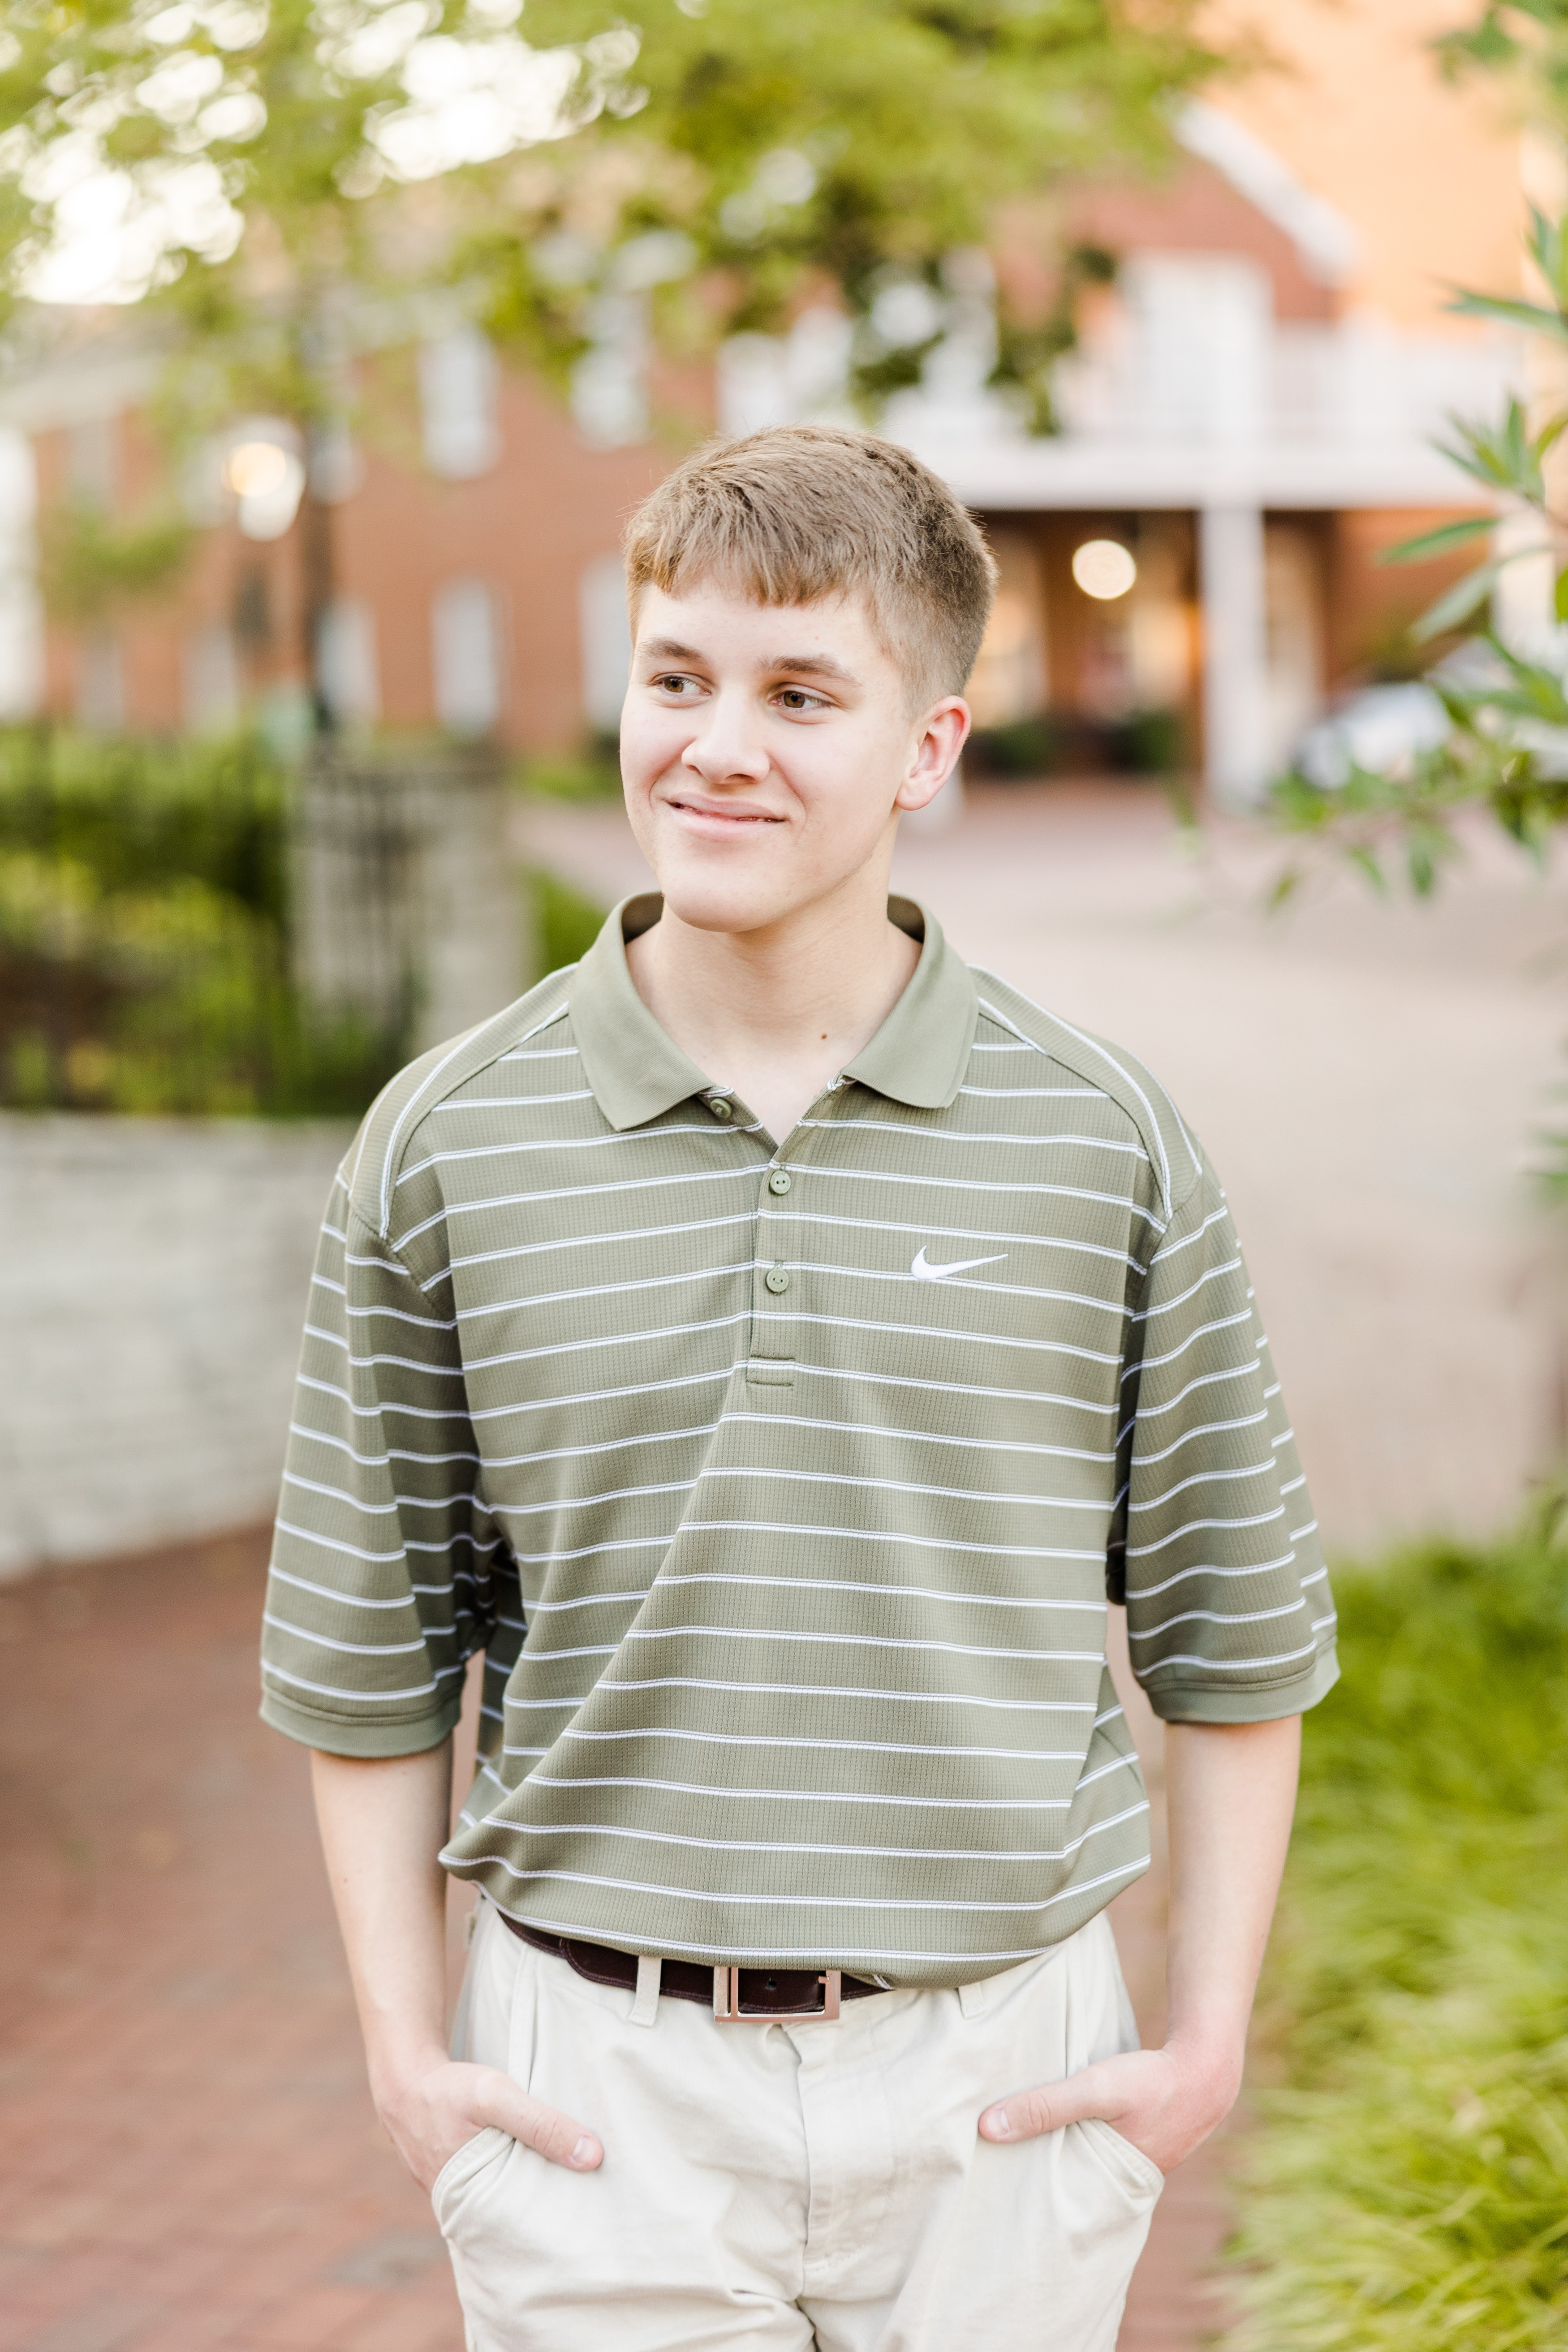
xmin=0 ymin=1531 xmax=1226 ymax=2352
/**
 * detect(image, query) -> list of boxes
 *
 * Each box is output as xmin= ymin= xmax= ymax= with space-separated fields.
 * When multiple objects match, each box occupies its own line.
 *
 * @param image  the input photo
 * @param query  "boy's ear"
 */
xmin=895 ymin=698 xmax=970 ymax=811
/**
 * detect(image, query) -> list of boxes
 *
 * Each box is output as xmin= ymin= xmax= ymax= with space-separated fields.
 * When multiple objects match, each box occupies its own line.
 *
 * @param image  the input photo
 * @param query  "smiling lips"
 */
xmin=664 ymin=793 xmax=786 ymax=830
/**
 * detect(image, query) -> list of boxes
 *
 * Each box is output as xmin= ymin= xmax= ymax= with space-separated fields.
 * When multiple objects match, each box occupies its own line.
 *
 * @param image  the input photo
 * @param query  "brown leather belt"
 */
xmin=499 ymin=1913 xmax=884 ymax=2020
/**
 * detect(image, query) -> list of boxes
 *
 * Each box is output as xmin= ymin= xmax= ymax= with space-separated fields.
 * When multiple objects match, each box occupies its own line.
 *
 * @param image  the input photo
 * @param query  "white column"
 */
xmin=1201 ymin=502 xmax=1269 ymax=809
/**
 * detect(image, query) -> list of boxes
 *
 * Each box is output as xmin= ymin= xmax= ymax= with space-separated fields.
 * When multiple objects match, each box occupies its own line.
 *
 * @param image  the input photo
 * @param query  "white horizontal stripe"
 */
xmin=342 ymin=1301 xmax=457 ymax=1330
xmin=785 ymin=1360 xmax=1117 ymax=1421
xmin=470 ymin=1801 xmax=1149 ymax=1866
xmin=267 ymin=1565 xmax=418 ymax=1612
xmin=772 ymin=1207 xmax=1146 ymax=1275
xmin=480 ymin=1421 xmax=723 ymax=1471
xmin=1128 ymin=1461 xmax=1276 ymax=1512
xmin=1124 ymin=1506 xmax=1285 ymax=1559
xmin=515 ymin=1770 xmax=1095 ymax=1806
xmin=263 ymin=1611 xmax=435 ymax=1658
xmin=452 ymin=1856 xmax=1146 ymax=1916
xmin=580 ymin=1688 xmax=1098 ymax=1719
xmin=803 ymin=1118 xmax=1150 ymax=1164
xmin=603 ymin=1623 xmax=1105 ymax=1663
xmin=1138 ymin=1643 xmax=1319 ymax=1674
xmin=494 ymin=1475 xmax=696 ymax=1518
xmin=1147 ymin=1204 xmax=1231 ymax=1268
xmin=1133 ymin=1363 xmax=1259 ymax=1421
xmin=1128 ymin=1598 xmax=1305 ymax=1641
xmin=788 ymin=1159 xmax=1164 ymax=1223
xmin=439 ymin=1209 xmax=757 ymax=1283
xmin=345 ymin=1307 xmax=752 ymax=1380
xmin=653 ymin=1572 xmax=1107 ymax=1613
xmin=496 ymin=1044 xmax=581 ymax=1060
xmin=750 ymin=1309 xmax=1120 ymax=1370
xmin=721 ymin=1410 xmax=1117 ymax=1466
xmin=510 ymin=1534 xmax=673 ymax=1565
xmin=432 ymin=1089 xmax=595 ymax=1107
xmin=1130 ymin=1257 xmax=1242 ymax=1324
xmin=466 ymin=1368 xmax=734 ymax=1427
xmin=769 ymin=1260 xmax=1128 ymax=1318
xmin=283 ymin=1471 xmax=400 ymax=1516
xmin=1125 ymin=1550 xmax=1299 ymax=1600
xmin=396 ymin=1122 xmax=741 ymax=1186
xmin=454 ymin=1262 xmax=766 ymax=1326
xmin=697 ymin=1465 xmax=1111 ymax=1513
xmin=1124 ymin=1310 xmax=1254 ymax=1379
xmin=274 ymin=1518 xmax=407 ymax=1565
xmin=1128 ymin=1408 xmax=1269 ymax=1464
xmin=672 ymin=1519 xmax=1104 ymax=1564
xmin=263 ymin=1660 xmax=452 ymax=1702
xmin=958 ymin=1084 xmax=1103 ymax=1098
xmin=392 ymin=1162 xmax=759 ymax=1250
xmin=289 ymin=1422 xmax=481 ymax=1470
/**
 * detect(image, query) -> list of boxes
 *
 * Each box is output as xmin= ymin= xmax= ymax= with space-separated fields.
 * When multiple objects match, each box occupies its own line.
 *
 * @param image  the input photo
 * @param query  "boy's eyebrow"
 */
xmin=638 ymin=636 xmax=862 ymax=685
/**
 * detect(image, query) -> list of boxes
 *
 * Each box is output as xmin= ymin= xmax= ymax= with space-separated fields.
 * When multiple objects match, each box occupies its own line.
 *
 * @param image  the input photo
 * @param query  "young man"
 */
xmin=261 ymin=426 xmax=1336 ymax=2351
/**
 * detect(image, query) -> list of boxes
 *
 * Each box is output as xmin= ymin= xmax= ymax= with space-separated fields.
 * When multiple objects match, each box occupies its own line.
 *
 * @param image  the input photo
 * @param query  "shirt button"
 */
xmin=706 ymin=1095 xmax=733 ymax=1122
xmin=764 ymin=1266 xmax=790 ymax=1294
xmin=767 ymin=1169 xmax=792 ymax=1194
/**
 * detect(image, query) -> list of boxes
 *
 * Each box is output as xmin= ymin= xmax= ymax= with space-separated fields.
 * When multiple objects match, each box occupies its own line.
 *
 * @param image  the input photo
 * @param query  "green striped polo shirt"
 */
xmin=260 ymin=893 xmax=1337 ymax=1987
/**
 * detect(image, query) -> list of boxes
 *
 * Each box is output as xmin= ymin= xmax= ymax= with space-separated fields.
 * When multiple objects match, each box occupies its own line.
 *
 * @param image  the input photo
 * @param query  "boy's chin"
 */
xmin=654 ymin=875 xmax=796 ymax=937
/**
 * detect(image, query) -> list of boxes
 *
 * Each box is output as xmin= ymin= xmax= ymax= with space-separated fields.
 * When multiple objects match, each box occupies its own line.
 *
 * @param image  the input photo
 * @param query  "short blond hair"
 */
xmin=623 ymin=424 xmax=997 ymax=706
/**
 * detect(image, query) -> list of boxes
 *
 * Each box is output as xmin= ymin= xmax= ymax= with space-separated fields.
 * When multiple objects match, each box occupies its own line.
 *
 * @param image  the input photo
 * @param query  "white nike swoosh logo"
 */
xmin=910 ymin=1246 xmax=1009 ymax=1282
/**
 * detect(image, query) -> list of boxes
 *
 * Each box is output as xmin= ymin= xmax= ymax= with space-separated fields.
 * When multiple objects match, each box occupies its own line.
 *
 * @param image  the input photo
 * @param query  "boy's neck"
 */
xmin=625 ymin=863 xmax=919 ymax=1144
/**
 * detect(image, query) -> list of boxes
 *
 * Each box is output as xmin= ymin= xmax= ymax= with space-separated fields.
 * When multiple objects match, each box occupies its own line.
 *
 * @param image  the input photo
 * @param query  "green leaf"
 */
xmin=1554 ymin=567 xmax=1568 ymax=624
xmin=1348 ymin=844 xmax=1388 ymax=895
xmin=1411 ymin=560 xmax=1500 ymax=641
xmin=1446 ymin=288 xmax=1568 ymax=341
xmin=1379 ymin=515 xmax=1495 ymax=566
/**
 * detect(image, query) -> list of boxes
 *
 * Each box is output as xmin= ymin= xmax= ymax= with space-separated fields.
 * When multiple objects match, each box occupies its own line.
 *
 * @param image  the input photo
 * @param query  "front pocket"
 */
xmin=431 ymin=2123 xmax=513 ymax=2235
xmin=1076 ymin=2115 xmax=1165 ymax=2204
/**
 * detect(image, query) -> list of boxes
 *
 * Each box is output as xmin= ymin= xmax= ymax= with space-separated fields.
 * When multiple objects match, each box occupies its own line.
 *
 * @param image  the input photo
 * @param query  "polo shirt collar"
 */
xmin=570 ymin=892 xmax=978 ymax=1131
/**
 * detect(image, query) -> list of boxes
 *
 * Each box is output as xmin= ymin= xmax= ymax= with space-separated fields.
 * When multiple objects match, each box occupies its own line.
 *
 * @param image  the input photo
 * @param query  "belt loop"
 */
xmin=630 ymin=1953 xmax=662 ymax=2027
xmin=957 ymin=1977 xmax=990 ymax=2020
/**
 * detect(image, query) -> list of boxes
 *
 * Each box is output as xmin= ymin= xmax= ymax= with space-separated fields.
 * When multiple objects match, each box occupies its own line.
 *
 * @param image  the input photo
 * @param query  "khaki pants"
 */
xmin=436 ymin=1902 xmax=1162 ymax=2352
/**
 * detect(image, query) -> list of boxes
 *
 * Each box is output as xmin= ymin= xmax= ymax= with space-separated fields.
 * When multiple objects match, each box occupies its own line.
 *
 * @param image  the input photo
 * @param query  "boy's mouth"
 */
xmin=664 ymin=792 xmax=786 ymax=830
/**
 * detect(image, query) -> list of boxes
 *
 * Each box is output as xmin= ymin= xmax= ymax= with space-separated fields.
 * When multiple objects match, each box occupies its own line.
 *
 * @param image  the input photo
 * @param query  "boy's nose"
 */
xmin=681 ymin=693 xmax=771 ymax=784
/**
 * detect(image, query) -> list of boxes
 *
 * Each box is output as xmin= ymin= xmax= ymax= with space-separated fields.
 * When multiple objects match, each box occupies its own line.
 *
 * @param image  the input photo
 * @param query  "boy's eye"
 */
xmin=776 ymin=687 xmax=823 ymax=711
xmin=654 ymin=674 xmax=695 ymax=694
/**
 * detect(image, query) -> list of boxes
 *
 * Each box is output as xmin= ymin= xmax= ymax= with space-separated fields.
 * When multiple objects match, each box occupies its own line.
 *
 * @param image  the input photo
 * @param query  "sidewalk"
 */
xmin=0 ymin=1531 xmax=1211 ymax=2352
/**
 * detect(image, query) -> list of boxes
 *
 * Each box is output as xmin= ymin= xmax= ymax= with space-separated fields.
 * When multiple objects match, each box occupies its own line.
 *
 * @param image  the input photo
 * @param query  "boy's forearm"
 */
xmin=1162 ymin=1715 xmax=1301 ymax=2093
xmin=310 ymin=1741 xmax=455 ymax=2101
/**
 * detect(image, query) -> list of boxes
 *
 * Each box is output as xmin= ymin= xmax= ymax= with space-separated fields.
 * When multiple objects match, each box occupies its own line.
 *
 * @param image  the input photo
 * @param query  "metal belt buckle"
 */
xmin=713 ymin=1967 xmax=842 ymax=2022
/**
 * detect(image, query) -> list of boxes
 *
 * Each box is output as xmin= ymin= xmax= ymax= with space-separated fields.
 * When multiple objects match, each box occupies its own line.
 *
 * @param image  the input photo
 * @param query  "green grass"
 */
xmin=1225 ymin=1535 xmax=1568 ymax=2351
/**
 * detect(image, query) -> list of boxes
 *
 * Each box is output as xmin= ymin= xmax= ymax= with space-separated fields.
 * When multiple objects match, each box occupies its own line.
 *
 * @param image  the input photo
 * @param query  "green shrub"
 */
xmin=1225 ymin=1536 xmax=1568 ymax=2351
xmin=529 ymin=868 xmax=606 ymax=975
xmin=0 ymin=728 xmax=401 ymax=1117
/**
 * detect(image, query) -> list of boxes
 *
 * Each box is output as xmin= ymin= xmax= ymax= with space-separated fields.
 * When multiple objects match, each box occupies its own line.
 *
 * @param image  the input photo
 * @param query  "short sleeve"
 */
xmin=1110 ymin=1155 xmax=1339 ymax=1724
xmin=258 ymin=1162 xmax=500 ymax=1757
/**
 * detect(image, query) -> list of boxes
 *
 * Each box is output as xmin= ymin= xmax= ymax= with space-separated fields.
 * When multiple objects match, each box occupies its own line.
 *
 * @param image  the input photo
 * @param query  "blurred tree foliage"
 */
xmin=1270 ymin=9 xmax=1568 ymax=902
xmin=0 ymin=1 xmax=1218 ymax=715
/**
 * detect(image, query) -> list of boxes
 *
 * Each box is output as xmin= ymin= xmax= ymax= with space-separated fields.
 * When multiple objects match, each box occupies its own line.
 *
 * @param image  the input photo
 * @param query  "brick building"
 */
xmin=0 ymin=0 xmax=1529 ymax=802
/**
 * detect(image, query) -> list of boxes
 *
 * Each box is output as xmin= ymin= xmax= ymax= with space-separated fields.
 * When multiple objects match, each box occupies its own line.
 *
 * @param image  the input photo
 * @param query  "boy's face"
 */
xmin=620 ymin=579 xmax=969 ymax=938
